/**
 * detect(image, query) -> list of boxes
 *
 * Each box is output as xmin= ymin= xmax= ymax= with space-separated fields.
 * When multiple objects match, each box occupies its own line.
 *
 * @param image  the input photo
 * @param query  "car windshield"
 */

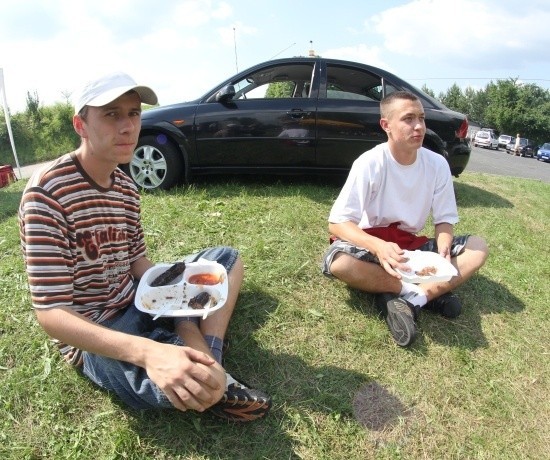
xmin=542 ymin=143 xmax=550 ymax=150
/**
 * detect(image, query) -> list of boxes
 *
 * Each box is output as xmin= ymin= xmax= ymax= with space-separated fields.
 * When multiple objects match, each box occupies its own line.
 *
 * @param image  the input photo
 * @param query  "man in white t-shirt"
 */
xmin=322 ymin=91 xmax=488 ymax=347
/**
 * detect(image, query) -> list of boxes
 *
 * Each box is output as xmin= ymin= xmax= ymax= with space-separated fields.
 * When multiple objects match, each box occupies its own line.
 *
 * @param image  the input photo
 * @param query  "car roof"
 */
xmin=201 ymin=56 xmax=449 ymax=110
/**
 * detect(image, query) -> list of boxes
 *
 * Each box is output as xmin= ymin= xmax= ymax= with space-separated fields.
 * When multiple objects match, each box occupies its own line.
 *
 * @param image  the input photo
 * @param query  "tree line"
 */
xmin=1 ymin=78 xmax=549 ymax=167
xmin=423 ymin=78 xmax=550 ymax=143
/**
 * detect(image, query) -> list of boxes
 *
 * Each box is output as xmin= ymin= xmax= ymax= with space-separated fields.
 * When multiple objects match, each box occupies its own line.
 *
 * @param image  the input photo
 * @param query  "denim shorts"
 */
xmin=321 ymin=235 xmax=469 ymax=278
xmin=82 ymin=245 xmax=239 ymax=410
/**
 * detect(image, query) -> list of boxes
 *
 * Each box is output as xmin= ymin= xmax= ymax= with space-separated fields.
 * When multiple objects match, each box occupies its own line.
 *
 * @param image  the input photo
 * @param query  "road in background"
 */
xmin=14 ymin=161 xmax=52 ymax=180
xmin=465 ymin=145 xmax=549 ymax=183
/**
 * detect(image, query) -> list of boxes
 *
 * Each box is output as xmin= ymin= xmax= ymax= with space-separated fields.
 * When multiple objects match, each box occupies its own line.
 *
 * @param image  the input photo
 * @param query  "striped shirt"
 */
xmin=19 ymin=152 xmax=147 ymax=365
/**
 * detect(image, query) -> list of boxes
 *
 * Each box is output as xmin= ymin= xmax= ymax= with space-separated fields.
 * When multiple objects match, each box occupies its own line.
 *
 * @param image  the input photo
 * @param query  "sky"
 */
xmin=1 ymin=0 xmax=550 ymax=114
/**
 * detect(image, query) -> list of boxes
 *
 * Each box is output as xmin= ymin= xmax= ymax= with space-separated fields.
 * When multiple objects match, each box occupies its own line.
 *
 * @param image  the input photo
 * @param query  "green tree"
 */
xmin=483 ymin=79 xmax=550 ymax=143
xmin=440 ymin=84 xmax=470 ymax=118
xmin=0 ymin=99 xmax=79 ymax=166
xmin=265 ymin=81 xmax=293 ymax=98
xmin=421 ymin=85 xmax=435 ymax=98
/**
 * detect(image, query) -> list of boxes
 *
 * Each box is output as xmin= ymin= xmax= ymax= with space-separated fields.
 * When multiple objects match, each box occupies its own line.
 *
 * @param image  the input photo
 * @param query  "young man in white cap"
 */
xmin=322 ymin=91 xmax=488 ymax=347
xmin=19 ymin=72 xmax=271 ymax=422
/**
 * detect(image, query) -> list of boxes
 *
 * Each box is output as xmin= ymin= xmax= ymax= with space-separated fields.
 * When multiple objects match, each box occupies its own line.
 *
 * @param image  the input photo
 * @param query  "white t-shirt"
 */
xmin=328 ymin=143 xmax=459 ymax=234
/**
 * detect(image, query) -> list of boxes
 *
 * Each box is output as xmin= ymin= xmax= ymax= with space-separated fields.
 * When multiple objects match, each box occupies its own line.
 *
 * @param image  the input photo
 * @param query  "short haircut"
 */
xmin=380 ymin=91 xmax=419 ymax=118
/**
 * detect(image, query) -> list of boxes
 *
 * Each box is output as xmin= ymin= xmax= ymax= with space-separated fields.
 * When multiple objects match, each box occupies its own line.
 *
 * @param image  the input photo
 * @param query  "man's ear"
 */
xmin=380 ymin=118 xmax=389 ymax=132
xmin=73 ymin=114 xmax=87 ymax=138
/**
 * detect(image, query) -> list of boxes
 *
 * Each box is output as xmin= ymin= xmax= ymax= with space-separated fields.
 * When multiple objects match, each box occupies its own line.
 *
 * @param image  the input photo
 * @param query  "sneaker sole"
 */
xmin=210 ymin=394 xmax=272 ymax=422
xmin=385 ymin=298 xmax=417 ymax=347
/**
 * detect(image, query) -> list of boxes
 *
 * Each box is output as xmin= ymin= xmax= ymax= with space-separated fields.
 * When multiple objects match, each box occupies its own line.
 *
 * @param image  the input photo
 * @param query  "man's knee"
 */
xmin=465 ymin=235 xmax=489 ymax=267
xmin=328 ymin=252 xmax=351 ymax=278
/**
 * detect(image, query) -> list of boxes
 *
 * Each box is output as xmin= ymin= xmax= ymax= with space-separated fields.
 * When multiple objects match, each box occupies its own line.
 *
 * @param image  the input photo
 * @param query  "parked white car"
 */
xmin=498 ymin=134 xmax=513 ymax=149
xmin=474 ymin=131 xmax=499 ymax=150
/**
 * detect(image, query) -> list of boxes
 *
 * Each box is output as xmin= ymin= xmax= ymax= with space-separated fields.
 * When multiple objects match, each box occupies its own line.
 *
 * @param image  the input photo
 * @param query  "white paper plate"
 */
xmin=135 ymin=259 xmax=228 ymax=318
xmin=395 ymin=250 xmax=458 ymax=283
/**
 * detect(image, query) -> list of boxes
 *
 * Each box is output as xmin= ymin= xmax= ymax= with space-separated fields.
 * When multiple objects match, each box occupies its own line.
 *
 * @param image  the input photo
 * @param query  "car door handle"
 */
xmin=287 ymin=110 xmax=311 ymax=118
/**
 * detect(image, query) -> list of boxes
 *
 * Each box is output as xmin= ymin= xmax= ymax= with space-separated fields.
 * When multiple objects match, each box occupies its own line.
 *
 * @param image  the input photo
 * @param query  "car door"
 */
xmin=314 ymin=62 xmax=389 ymax=169
xmin=192 ymin=62 xmax=317 ymax=169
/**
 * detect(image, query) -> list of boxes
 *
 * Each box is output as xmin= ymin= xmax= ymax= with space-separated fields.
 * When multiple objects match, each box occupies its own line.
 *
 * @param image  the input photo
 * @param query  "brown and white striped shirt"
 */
xmin=19 ymin=152 xmax=147 ymax=365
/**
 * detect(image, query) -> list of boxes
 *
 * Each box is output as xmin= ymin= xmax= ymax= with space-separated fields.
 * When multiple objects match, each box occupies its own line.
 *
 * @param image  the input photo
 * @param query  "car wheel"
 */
xmin=126 ymin=135 xmax=184 ymax=190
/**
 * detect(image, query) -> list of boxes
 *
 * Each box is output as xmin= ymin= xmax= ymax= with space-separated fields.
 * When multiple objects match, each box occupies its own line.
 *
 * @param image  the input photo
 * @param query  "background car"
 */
xmin=498 ymin=134 xmax=513 ymax=149
xmin=506 ymin=137 xmax=531 ymax=156
xmin=126 ymin=57 xmax=471 ymax=190
xmin=536 ymin=143 xmax=550 ymax=162
xmin=506 ymin=137 xmax=533 ymax=157
xmin=521 ymin=143 xmax=537 ymax=158
xmin=474 ymin=131 xmax=499 ymax=149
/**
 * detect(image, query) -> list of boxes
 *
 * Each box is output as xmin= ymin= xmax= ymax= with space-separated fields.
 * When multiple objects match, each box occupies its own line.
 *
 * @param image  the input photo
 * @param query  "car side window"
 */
xmin=233 ymin=64 xmax=314 ymax=100
xmin=325 ymin=64 xmax=391 ymax=101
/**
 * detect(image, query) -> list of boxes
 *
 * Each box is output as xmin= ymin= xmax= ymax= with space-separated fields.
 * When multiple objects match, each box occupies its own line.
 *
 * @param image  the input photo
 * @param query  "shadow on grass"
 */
xmin=2 ymin=173 xmax=514 ymax=226
xmin=454 ymin=181 xmax=513 ymax=208
xmin=141 ymin=173 xmax=346 ymax=207
xmin=345 ymin=272 xmax=523 ymax=351
xmin=78 ymin=287 xmax=413 ymax=458
xmin=141 ymin=174 xmax=515 ymax=210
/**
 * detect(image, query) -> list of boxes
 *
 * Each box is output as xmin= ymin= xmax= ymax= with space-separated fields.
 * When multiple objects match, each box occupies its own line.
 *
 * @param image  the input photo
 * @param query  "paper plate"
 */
xmin=395 ymin=250 xmax=458 ymax=284
xmin=135 ymin=259 xmax=228 ymax=318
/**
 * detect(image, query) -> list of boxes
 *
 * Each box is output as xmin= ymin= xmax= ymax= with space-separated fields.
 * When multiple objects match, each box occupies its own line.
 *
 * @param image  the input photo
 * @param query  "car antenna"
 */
xmin=233 ymin=27 xmax=239 ymax=73
xmin=269 ymin=42 xmax=296 ymax=60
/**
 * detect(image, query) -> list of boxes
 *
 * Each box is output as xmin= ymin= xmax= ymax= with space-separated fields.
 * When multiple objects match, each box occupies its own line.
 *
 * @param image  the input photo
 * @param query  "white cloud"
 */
xmin=321 ymin=44 xmax=389 ymax=70
xmin=1 ymin=0 xmax=548 ymax=114
xmin=369 ymin=0 xmax=550 ymax=70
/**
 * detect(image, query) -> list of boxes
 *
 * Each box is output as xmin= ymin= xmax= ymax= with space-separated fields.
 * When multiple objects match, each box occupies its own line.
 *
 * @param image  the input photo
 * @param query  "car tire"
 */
xmin=125 ymin=134 xmax=185 ymax=190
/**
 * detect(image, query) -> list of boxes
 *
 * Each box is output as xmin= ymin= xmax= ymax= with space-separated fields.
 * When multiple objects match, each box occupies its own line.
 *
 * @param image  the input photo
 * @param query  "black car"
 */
xmin=126 ymin=57 xmax=471 ymax=190
xmin=521 ymin=144 xmax=536 ymax=158
xmin=506 ymin=137 xmax=534 ymax=157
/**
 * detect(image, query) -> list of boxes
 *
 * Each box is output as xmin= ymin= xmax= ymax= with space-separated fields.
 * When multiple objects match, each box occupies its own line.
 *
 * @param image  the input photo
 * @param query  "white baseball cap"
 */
xmin=74 ymin=71 xmax=158 ymax=114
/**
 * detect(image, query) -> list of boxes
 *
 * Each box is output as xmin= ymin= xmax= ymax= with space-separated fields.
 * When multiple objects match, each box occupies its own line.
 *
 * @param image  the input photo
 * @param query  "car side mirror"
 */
xmin=215 ymin=85 xmax=236 ymax=103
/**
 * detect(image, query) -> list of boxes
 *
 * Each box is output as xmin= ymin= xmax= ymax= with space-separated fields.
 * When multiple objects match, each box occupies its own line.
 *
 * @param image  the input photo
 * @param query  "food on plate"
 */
xmin=188 ymin=273 xmax=221 ymax=285
xmin=135 ymin=261 xmax=228 ymax=317
xmin=415 ymin=266 xmax=437 ymax=276
xmin=149 ymin=262 xmax=186 ymax=287
xmin=188 ymin=291 xmax=211 ymax=309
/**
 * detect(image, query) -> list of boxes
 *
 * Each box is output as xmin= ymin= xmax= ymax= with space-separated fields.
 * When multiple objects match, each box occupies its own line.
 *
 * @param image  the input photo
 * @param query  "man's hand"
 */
xmin=439 ymin=245 xmax=451 ymax=262
xmin=374 ymin=240 xmax=409 ymax=278
xmin=34 ymin=308 xmax=227 ymax=413
xmin=144 ymin=343 xmax=226 ymax=413
xmin=434 ymin=223 xmax=454 ymax=262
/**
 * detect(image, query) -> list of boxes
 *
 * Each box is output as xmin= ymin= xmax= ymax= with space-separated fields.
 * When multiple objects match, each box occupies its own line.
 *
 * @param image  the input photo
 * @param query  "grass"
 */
xmin=1 ymin=171 xmax=549 ymax=459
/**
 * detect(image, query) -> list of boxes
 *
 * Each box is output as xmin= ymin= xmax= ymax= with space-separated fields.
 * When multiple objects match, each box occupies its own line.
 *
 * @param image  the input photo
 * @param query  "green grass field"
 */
xmin=1 ymin=171 xmax=548 ymax=459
